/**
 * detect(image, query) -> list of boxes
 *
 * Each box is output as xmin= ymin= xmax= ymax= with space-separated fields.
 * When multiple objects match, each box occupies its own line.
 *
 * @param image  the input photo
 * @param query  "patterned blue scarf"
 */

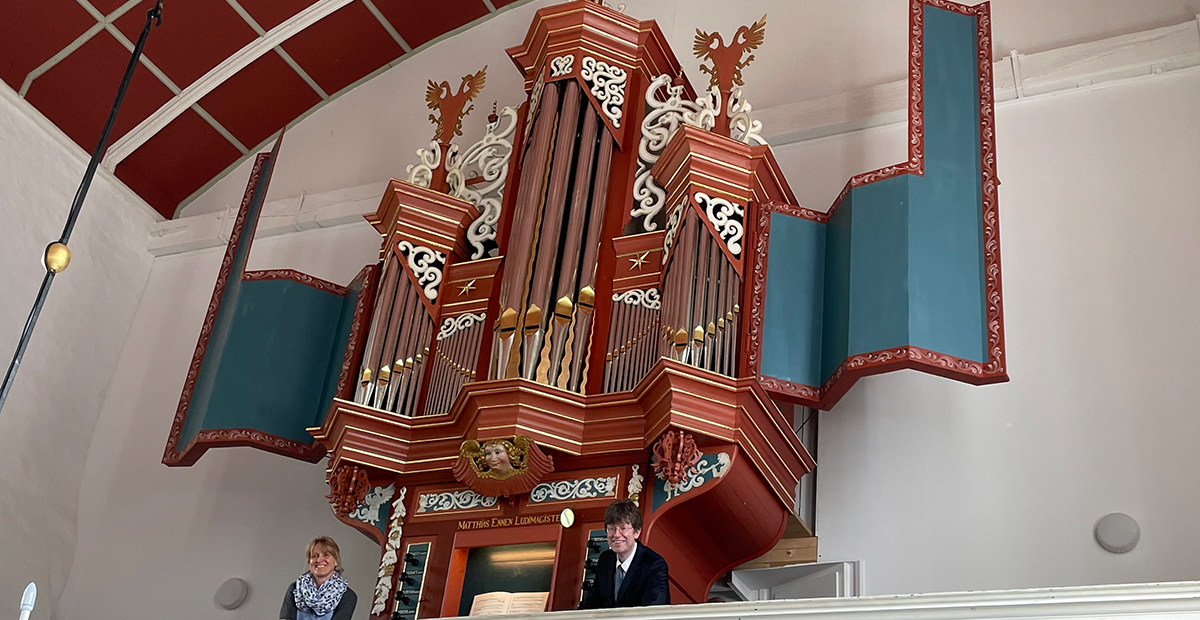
xmin=295 ymin=570 xmax=348 ymax=616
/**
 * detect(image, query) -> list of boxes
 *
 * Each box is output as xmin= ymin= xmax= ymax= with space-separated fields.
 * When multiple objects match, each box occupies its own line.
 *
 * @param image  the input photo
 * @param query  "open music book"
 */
xmin=468 ymin=591 xmax=550 ymax=615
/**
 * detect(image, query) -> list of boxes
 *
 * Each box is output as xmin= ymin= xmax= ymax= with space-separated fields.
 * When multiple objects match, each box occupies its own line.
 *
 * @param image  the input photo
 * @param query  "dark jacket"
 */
xmin=280 ymin=581 xmax=357 ymax=620
xmin=579 ymin=543 xmax=670 ymax=609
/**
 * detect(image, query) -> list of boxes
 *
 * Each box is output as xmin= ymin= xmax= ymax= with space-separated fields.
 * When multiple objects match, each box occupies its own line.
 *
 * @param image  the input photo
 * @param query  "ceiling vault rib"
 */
xmin=22 ymin=0 xmax=151 ymax=97
xmin=225 ymin=0 xmax=268 ymax=36
xmin=19 ymin=24 xmax=104 ymax=97
xmin=177 ymin=0 xmax=538 ymax=214
xmin=192 ymin=104 xmax=250 ymax=154
xmin=225 ymin=0 xmax=330 ymax=100
xmin=102 ymin=0 xmax=355 ymax=171
xmin=275 ymin=48 xmax=331 ymax=99
xmin=103 ymin=14 xmax=248 ymax=156
xmin=104 ymin=23 xmax=181 ymax=94
xmin=360 ymin=0 xmax=413 ymax=53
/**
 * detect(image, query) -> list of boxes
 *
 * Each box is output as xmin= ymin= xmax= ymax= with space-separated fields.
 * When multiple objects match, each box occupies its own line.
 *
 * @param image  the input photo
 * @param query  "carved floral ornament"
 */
xmin=530 ymin=476 xmax=617 ymax=503
xmin=326 ymin=463 xmax=372 ymax=516
xmin=580 ymin=56 xmax=627 ymax=128
xmin=448 ymin=105 xmax=519 ymax=259
xmin=397 ymin=240 xmax=446 ymax=302
xmin=371 ymin=487 xmax=407 ymax=615
xmin=612 ymin=288 xmax=661 ymax=311
xmin=549 ymin=54 xmax=575 ymax=78
xmin=438 ymin=312 xmax=488 ymax=341
xmin=452 ymin=435 xmax=555 ymax=497
xmin=695 ymin=191 xmax=746 ymax=258
xmin=631 ymin=74 xmax=765 ymax=233
xmin=417 ymin=489 xmax=496 ymax=513
xmin=651 ymin=430 xmax=702 ymax=486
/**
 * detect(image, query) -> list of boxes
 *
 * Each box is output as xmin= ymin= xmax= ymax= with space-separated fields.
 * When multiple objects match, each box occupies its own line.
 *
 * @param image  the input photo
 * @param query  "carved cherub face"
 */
xmin=482 ymin=441 xmax=513 ymax=475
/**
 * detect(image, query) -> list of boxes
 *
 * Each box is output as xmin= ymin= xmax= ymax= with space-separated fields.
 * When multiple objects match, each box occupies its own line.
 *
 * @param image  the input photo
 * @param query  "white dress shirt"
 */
xmin=615 ymin=541 xmax=637 ymax=596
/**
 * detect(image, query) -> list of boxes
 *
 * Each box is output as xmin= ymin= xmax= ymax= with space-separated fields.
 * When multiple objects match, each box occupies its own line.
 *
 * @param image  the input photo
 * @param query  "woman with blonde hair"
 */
xmin=280 ymin=536 xmax=358 ymax=620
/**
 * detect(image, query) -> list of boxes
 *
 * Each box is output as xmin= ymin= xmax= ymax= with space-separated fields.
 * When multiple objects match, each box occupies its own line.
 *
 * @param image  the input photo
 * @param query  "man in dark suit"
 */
xmin=580 ymin=499 xmax=670 ymax=609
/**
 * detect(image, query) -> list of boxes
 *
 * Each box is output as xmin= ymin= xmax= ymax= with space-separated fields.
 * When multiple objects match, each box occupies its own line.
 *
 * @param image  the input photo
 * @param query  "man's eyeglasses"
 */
xmin=605 ymin=525 xmax=636 ymax=535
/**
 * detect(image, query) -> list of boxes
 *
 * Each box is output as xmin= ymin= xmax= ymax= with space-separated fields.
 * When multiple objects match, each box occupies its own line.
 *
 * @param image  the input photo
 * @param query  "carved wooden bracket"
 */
xmin=452 ymin=435 xmax=554 ymax=497
xmin=652 ymin=429 xmax=702 ymax=485
xmin=326 ymin=463 xmax=371 ymax=516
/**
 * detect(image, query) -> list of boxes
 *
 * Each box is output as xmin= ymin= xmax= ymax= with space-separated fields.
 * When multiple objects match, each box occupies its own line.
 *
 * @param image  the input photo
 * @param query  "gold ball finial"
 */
xmin=44 ymin=242 xmax=71 ymax=273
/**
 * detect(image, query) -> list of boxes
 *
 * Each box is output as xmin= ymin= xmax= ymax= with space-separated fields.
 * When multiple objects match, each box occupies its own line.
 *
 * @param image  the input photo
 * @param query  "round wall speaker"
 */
xmin=1095 ymin=513 xmax=1140 ymax=554
xmin=215 ymin=577 xmax=249 ymax=610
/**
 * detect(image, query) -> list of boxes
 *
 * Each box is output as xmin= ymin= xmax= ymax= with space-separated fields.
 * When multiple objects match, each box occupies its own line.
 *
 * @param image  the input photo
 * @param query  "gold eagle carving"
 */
xmin=693 ymin=15 xmax=766 ymax=93
xmin=425 ymin=66 xmax=487 ymax=145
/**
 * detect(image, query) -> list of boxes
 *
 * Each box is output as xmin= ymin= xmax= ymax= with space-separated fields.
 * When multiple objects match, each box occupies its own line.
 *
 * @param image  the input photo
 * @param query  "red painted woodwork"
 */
xmin=313 ymin=357 xmax=814 ymax=514
xmin=643 ymin=447 xmax=788 ymax=603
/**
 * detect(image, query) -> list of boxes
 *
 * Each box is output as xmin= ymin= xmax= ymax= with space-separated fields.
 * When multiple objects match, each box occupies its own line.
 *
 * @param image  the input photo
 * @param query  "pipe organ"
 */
xmin=164 ymin=0 xmax=1005 ymax=616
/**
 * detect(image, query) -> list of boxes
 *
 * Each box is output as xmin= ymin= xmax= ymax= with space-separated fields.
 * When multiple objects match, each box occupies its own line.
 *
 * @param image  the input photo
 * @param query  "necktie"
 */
xmin=615 ymin=565 xmax=625 ymax=600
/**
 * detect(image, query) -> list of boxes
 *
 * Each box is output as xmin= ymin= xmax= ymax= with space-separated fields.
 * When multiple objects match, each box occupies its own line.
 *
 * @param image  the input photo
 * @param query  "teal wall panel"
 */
xmin=907 ymin=7 xmax=987 ymax=362
xmin=761 ymin=212 xmax=825 ymax=387
xmin=847 ymin=176 xmax=911 ymax=357
xmin=201 ymin=279 xmax=348 ymax=444
xmin=820 ymin=200 xmax=853 ymax=381
xmin=761 ymin=3 xmax=994 ymax=395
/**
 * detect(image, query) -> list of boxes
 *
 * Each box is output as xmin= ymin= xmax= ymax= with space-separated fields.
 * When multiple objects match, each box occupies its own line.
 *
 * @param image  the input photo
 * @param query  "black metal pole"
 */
xmin=0 ymin=1 xmax=164 ymax=415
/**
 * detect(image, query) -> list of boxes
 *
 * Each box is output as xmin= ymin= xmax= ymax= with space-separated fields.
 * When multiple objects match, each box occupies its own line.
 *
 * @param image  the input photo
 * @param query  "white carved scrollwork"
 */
xmin=447 ymin=106 xmax=518 ymax=259
xmin=371 ymin=487 xmax=407 ymax=615
xmin=662 ymin=452 xmax=730 ymax=501
xmin=524 ymin=70 xmax=546 ymax=146
xmin=397 ymin=240 xmax=446 ymax=302
xmin=684 ymin=85 xmax=721 ymax=132
xmin=695 ymin=192 xmax=745 ymax=258
xmin=580 ymin=56 xmax=627 ymax=128
xmin=405 ymin=140 xmax=442 ymax=188
xmin=661 ymin=200 xmax=686 ymax=266
xmin=530 ymin=476 xmax=618 ymax=503
xmin=438 ymin=312 xmax=488 ymax=341
xmin=728 ymin=88 xmax=766 ymax=146
xmin=416 ymin=489 xmax=497 ymax=513
xmin=612 ymin=288 xmax=661 ymax=310
xmin=628 ymin=464 xmax=644 ymax=506
xmin=631 ymin=76 xmax=721 ymax=232
xmin=549 ymin=54 xmax=574 ymax=77
xmin=349 ymin=484 xmax=395 ymax=525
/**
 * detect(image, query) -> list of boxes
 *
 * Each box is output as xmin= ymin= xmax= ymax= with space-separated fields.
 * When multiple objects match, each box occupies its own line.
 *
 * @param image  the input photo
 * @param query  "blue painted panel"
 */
xmin=847 ymin=176 xmax=911 ymax=357
xmin=820 ymin=199 xmax=853 ymax=380
xmin=761 ymin=212 xmax=825 ymax=387
xmin=907 ymin=7 xmax=987 ymax=362
xmin=179 ymin=153 xmax=274 ymax=448
xmin=320 ymin=276 xmax=364 ymax=412
xmin=202 ymin=279 xmax=348 ymax=444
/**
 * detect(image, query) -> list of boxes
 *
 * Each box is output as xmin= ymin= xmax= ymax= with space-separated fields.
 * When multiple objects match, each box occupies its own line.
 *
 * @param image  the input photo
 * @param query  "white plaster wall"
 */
xmin=789 ymin=70 xmax=1200 ymax=594
xmin=0 ymin=87 xmax=156 ymax=618
xmin=57 ymin=222 xmax=385 ymax=620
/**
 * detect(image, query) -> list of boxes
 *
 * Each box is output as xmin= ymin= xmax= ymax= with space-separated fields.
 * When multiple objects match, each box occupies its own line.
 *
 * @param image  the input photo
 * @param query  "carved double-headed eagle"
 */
xmin=693 ymin=15 xmax=767 ymax=93
xmin=425 ymin=66 xmax=487 ymax=145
